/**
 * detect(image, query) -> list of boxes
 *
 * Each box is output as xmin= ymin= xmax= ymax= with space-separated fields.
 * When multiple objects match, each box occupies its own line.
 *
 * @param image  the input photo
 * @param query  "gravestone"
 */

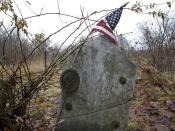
xmin=56 ymin=36 xmax=136 ymax=131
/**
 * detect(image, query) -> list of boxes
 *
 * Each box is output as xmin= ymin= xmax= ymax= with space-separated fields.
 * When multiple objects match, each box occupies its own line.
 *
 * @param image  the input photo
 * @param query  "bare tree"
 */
xmin=139 ymin=13 xmax=175 ymax=72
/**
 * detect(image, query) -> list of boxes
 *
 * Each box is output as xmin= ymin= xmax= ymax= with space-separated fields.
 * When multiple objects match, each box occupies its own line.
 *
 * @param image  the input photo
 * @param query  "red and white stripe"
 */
xmin=92 ymin=19 xmax=118 ymax=45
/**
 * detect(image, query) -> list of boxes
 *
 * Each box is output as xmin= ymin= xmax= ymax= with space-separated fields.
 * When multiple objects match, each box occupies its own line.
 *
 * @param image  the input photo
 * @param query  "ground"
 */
xmin=128 ymin=57 xmax=175 ymax=131
xmin=27 ymin=58 xmax=175 ymax=131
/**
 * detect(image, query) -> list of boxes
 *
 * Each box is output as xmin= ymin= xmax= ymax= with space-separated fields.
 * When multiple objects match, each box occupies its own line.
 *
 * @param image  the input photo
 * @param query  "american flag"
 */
xmin=92 ymin=2 xmax=129 ymax=45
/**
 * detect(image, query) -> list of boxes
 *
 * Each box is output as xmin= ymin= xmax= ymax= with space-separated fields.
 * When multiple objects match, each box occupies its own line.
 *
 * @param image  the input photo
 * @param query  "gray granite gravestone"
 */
xmin=56 ymin=36 xmax=136 ymax=131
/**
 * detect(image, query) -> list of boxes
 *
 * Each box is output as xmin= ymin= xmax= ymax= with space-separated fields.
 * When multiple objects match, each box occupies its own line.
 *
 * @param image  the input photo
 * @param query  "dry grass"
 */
xmin=128 ymin=56 xmax=175 ymax=131
xmin=26 ymin=63 xmax=62 ymax=130
xmin=28 ymin=61 xmax=45 ymax=73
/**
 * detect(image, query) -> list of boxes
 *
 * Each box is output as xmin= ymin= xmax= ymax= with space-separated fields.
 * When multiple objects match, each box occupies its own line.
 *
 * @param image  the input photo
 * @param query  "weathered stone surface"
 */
xmin=56 ymin=36 xmax=136 ymax=131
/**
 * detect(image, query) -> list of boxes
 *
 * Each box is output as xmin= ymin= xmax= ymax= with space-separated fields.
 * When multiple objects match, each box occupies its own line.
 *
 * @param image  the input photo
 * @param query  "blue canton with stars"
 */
xmin=106 ymin=7 xmax=123 ymax=30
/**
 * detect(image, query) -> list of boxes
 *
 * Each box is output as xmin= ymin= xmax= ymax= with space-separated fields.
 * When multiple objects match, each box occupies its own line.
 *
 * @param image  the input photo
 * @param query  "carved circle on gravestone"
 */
xmin=111 ymin=120 xmax=120 ymax=129
xmin=60 ymin=69 xmax=80 ymax=94
xmin=65 ymin=102 xmax=73 ymax=111
xmin=119 ymin=76 xmax=127 ymax=85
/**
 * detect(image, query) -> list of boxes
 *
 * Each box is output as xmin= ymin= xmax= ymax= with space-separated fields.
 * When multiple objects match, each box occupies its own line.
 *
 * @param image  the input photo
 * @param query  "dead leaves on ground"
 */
xmin=129 ymin=57 xmax=175 ymax=131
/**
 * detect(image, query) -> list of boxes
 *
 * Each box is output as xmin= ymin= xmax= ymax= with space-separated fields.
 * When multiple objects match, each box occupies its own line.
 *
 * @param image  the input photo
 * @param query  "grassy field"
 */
xmin=128 ymin=57 xmax=175 ymax=131
xmin=1 ymin=59 xmax=174 ymax=131
xmin=26 ymin=58 xmax=175 ymax=131
xmin=26 ymin=64 xmax=61 ymax=131
xmin=0 ymin=61 xmax=61 ymax=130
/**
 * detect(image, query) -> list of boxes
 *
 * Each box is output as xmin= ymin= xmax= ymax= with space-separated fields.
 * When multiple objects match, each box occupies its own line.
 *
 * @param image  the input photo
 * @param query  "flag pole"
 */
xmin=121 ymin=2 xmax=129 ymax=8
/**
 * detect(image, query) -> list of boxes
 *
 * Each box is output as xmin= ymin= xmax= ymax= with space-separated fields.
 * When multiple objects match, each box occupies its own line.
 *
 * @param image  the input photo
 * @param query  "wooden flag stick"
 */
xmin=122 ymin=2 xmax=129 ymax=8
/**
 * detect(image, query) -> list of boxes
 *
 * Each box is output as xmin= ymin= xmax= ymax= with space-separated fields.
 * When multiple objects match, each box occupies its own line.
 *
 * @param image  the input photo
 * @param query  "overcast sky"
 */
xmin=2 ymin=0 xmax=174 ymax=47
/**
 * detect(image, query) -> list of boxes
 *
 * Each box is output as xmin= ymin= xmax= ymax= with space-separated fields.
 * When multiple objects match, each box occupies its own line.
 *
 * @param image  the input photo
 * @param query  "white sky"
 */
xmin=1 ymin=0 xmax=174 ymax=47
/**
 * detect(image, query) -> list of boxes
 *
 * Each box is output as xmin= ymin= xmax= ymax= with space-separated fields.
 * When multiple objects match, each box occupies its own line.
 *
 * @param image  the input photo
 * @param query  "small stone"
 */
xmin=38 ymin=127 xmax=45 ymax=131
xmin=154 ymin=125 xmax=169 ymax=131
xmin=166 ymin=100 xmax=172 ymax=106
xmin=150 ymin=102 xmax=159 ymax=108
